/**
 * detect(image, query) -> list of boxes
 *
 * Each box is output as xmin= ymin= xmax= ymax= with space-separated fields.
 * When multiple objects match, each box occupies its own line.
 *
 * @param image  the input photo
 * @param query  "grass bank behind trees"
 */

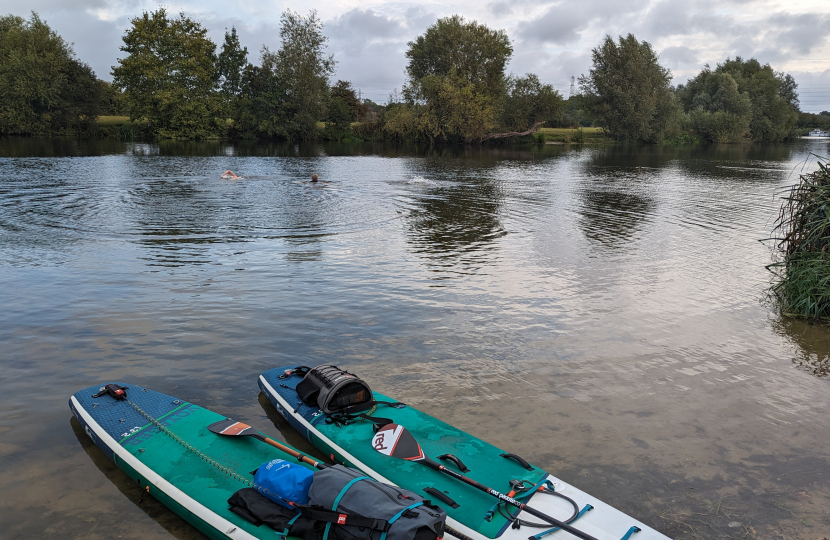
xmin=771 ymin=159 xmax=830 ymax=320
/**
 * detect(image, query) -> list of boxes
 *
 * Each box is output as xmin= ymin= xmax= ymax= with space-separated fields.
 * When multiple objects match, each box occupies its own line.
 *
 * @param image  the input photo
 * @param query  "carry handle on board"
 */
xmin=437 ymin=454 xmax=470 ymax=473
xmin=208 ymin=419 xmax=327 ymax=470
xmin=371 ymin=424 xmax=599 ymax=540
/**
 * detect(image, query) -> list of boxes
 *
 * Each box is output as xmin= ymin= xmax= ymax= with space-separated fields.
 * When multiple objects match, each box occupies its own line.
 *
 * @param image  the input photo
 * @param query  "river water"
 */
xmin=1 ymin=138 xmax=829 ymax=539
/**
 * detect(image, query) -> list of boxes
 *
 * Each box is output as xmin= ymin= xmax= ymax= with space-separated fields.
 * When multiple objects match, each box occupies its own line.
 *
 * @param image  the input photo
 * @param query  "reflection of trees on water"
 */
xmin=131 ymin=177 xmax=332 ymax=265
xmin=131 ymin=178 xmax=229 ymax=267
xmin=406 ymin=177 xmax=506 ymax=276
xmin=772 ymin=316 xmax=830 ymax=378
xmin=577 ymin=186 xmax=656 ymax=251
xmin=0 ymin=137 xmax=125 ymax=157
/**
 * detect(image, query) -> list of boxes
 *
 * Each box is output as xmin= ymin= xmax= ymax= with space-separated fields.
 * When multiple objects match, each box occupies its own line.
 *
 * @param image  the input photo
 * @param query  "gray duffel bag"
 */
xmin=308 ymin=465 xmax=447 ymax=540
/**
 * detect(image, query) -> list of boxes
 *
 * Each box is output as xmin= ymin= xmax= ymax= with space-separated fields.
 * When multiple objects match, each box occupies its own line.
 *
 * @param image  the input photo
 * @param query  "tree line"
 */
xmin=0 ymin=11 xmax=809 ymax=143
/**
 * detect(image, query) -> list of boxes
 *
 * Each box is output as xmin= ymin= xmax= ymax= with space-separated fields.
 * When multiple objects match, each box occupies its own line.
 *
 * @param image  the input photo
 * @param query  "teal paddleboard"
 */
xmin=260 ymin=367 xmax=669 ymax=540
xmin=70 ymin=382 xmax=315 ymax=540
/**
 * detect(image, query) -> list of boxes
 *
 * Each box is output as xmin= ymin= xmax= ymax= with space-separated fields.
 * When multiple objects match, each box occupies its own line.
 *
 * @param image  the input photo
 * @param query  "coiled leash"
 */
xmin=486 ymin=479 xmax=581 ymax=529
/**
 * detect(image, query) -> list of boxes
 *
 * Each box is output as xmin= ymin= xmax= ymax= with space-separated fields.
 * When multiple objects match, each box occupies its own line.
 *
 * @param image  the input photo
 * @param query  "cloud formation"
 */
xmin=4 ymin=0 xmax=829 ymax=111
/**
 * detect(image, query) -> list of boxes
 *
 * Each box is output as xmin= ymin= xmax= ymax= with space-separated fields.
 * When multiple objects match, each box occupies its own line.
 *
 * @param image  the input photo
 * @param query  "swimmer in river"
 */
xmin=222 ymin=170 xmax=241 ymax=179
xmin=311 ymin=174 xmax=318 ymax=182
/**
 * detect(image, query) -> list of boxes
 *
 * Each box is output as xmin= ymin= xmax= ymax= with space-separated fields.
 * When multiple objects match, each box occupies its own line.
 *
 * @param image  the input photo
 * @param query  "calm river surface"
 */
xmin=2 ymin=137 xmax=830 ymax=539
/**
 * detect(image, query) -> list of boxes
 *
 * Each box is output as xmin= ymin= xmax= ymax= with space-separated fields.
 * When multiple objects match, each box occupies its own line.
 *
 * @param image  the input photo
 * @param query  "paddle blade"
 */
xmin=208 ymin=418 xmax=257 ymax=437
xmin=372 ymin=424 xmax=424 ymax=461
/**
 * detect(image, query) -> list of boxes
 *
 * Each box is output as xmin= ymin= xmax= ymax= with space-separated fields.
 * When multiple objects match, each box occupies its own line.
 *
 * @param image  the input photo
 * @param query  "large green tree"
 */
xmin=394 ymin=16 xmax=517 ymax=142
xmin=678 ymin=57 xmax=799 ymax=142
xmin=267 ymin=10 xmax=335 ymax=139
xmin=406 ymin=15 xmax=512 ymax=100
xmin=500 ymin=74 xmax=563 ymax=132
xmin=579 ymin=34 xmax=681 ymax=142
xmin=0 ymin=13 xmax=101 ymax=135
xmin=233 ymin=11 xmax=335 ymax=140
xmin=112 ymin=9 xmax=222 ymax=138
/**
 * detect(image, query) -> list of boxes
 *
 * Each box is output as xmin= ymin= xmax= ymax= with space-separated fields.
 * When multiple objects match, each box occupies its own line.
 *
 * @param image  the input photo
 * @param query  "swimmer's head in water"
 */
xmin=311 ymin=174 xmax=318 ymax=182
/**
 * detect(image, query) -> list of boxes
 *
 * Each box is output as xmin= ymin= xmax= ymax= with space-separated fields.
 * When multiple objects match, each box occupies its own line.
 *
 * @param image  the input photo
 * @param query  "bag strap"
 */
xmin=322 ymin=476 xmax=370 ymax=540
xmin=276 ymin=512 xmax=303 ymax=540
xmin=325 ymin=400 xmax=406 ymax=430
xmin=301 ymin=507 xmax=390 ymax=531
xmin=379 ymin=503 xmax=424 ymax=540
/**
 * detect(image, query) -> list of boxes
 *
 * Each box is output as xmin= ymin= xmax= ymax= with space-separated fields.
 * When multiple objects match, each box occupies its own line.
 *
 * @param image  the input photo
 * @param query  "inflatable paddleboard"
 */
xmin=259 ymin=367 xmax=669 ymax=540
xmin=70 ymin=382 xmax=315 ymax=540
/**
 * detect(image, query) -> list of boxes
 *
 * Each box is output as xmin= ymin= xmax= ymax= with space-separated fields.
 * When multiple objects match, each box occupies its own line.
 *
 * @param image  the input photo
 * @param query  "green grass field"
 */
xmin=96 ymin=116 xmax=132 ymax=126
xmin=537 ymin=127 xmax=608 ymax=144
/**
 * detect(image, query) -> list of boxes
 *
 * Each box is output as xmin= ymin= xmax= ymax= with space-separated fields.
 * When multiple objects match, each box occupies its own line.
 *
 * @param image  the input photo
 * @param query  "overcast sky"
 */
xmin=6 ymin=0 xmax=830 ymax=112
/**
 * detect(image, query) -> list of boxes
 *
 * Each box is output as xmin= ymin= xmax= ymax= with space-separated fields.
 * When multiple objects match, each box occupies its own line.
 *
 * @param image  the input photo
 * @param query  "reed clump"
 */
xmin=770 ymin=159 xmax=830 ymax=319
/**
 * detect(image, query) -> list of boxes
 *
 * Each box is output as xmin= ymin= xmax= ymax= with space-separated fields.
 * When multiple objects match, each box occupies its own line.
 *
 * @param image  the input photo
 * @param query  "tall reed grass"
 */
xmin=770 ymin=158 xmax=830 ymax=319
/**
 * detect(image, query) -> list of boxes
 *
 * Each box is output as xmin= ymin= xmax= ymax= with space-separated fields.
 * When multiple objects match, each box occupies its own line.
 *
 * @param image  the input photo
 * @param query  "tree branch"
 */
xmin=482 ymin=120 xmax=546 ymax=140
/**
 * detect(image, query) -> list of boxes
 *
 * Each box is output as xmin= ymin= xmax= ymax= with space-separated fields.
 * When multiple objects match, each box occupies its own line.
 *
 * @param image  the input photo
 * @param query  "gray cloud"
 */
xmin=643 ymin=1 xmax=732 ymax=39
xmin=517 ymin=0 xmax=650 ymax=45
xmin=659 ymin=46 xmax=699 ymax=69
xmin=769 ymin=12 xmax=830 ymax=55
xmin=323 ymin=8 xmax=437 ymax=100
xmin=487 ymin=2 xmax=512 ymax=17
xmin=327 ymin=8 xmax=405 ymax=42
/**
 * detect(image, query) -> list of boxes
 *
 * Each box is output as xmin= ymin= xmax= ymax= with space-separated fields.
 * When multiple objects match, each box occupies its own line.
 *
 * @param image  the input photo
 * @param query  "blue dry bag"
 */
xmin=253 ymin=458 xmax=314 ymax=508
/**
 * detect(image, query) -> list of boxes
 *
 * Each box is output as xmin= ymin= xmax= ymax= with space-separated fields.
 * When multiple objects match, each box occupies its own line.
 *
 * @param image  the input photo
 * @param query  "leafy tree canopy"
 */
xmin=0 ymin=12 xmax=101 ymax=135
xmin=217 ymin=27 xmax=248 ymax=98
xmin=112 ymin=8 xmax=222 ymax=139
xmin=255 ymin=10 xmax=335 ymax=140
xmin=500 ymin=74 xmax=563 ymax=132
xmin=579 ymin=34 xmax=681 ymax=143
xmin=405 ymin=15 xmax=512 ymax=101
xmin=331 ymin=80 xmax=368 ymax=122
xmin=678 ymin=57 xmax=799 ymax=142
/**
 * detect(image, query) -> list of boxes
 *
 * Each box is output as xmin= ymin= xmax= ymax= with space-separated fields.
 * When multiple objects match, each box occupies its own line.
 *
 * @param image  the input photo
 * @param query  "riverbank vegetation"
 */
xmin=0 ymin=14 xmax=104 ymax=136
xmin=771 ymin=159 xmax=830 ymax=320
xmin=1 ymin=10 xmax=811 ymax=144
xmin=677 ymin=58 xmax=800 ymax=143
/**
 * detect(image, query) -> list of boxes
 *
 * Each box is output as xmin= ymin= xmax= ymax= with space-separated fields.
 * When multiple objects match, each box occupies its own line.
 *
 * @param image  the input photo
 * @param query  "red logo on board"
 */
xmin=337 ymin=514 xmax=347 ymax=525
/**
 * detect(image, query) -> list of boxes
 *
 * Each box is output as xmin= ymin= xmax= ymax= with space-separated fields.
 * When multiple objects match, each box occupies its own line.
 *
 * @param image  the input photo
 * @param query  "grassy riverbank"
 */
xmin=538 ymin=127 xmax=608 ymax=144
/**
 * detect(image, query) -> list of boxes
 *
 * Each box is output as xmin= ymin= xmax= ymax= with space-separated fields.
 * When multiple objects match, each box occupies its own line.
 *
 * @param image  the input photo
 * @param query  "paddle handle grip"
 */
xmin=262 ymin=436 xmax=326 ymax=469
xmin=422 ymin=458 xmax=598 ymax=540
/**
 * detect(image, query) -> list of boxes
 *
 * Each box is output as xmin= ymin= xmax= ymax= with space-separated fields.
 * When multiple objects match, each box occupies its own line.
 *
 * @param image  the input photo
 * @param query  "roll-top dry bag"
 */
xmin=295 ymin=365 xmax=373 ymax=414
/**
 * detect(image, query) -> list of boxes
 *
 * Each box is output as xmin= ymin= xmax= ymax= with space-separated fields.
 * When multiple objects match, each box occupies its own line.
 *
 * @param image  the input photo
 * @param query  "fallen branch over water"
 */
xmin=482 ymin=121 xmax=546 ymax=140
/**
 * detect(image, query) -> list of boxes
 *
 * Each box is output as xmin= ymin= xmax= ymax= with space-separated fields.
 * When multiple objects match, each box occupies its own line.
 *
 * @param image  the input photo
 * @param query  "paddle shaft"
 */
xmin=254 ymin=433 xmax=326 ymax=470
xmin=420 ymin=457 xmax=598 ymax=540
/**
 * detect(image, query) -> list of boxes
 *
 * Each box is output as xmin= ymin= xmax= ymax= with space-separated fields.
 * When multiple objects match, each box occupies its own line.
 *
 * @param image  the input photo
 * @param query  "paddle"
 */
xmin=208 ymin=418 xmax=327 ymax=470
xmin=371 ymin=424 xmax=598 ymax=540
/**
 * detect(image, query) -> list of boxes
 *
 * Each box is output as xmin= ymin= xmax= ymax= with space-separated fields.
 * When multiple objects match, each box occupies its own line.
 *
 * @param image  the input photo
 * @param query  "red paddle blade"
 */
xmin=372 ymin=424 xmax=424 ymax=461
xmin=208 ymin=419 xmax=256 ymax=437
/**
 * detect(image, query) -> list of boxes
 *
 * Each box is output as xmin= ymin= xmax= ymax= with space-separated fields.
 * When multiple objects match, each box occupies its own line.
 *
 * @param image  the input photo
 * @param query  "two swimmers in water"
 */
xmin=222 ymin=170 xmax=324 ymax=183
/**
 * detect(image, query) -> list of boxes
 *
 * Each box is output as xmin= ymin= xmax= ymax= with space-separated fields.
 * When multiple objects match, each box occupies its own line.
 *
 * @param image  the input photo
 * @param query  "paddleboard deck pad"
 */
xmin=70 ymin=383 xmax=315 ymax=540
xmin=260 ymin=367 xmax=669 ymax=540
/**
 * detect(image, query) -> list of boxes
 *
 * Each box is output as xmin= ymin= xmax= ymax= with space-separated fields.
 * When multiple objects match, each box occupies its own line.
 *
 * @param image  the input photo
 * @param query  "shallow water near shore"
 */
xmin=1 ymin=137 xmax=830 ymax=539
